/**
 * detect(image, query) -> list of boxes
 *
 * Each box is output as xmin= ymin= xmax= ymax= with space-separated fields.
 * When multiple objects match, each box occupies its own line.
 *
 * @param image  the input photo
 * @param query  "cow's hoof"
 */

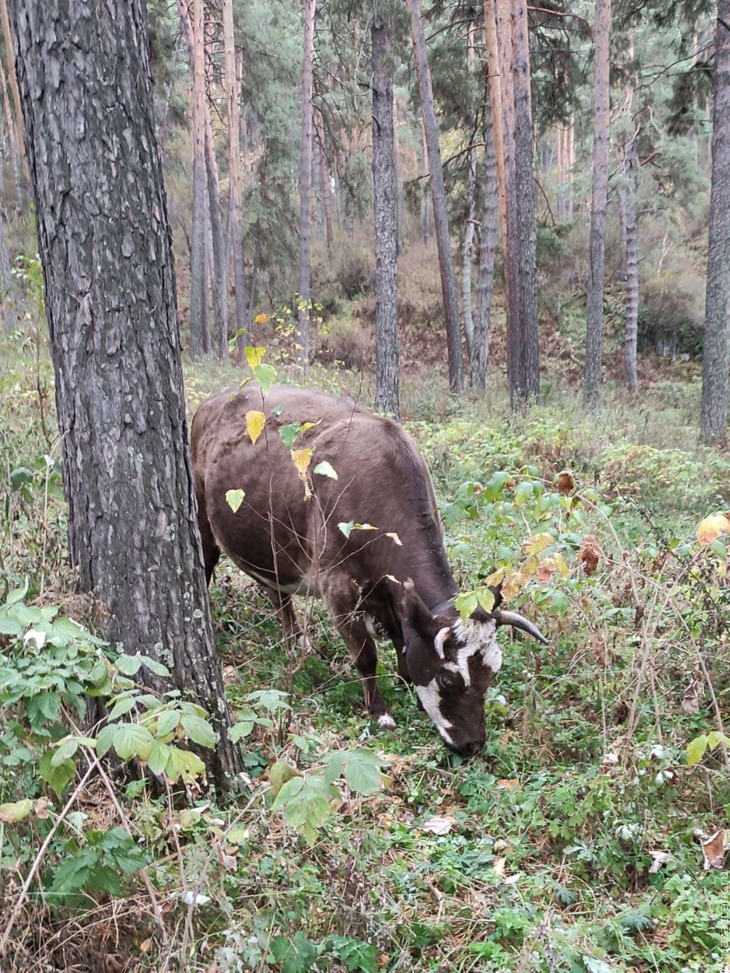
xmin=377 ymin=713 xmax=396 ymax=730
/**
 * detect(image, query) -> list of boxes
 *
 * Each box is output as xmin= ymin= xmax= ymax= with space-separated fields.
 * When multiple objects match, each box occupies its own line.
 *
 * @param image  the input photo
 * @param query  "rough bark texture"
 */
xmin=372 ymin=8 xmax=399 ymax=417
xmin=470 ymin=103 xmax=498 ymax=392
xmin=0 ymin=0 xmax=28 ymax=184
xmin=619 ymin=131 xmax=639 ymax=392
xmin=189 ymin=0 xmax=209 ymax=357
xmin=407 ymin=0 xmax=463 ymax=394
xmin=223 ymin=0 xmax=247 ymax=348
xmin=298 ymin=0 xmax=316 ymax=366
xmin=462 ymin=21 xmax=478 ymax=358
xmin=701 ymin=5 xmax=730 ymax=443
xmin=584 ymin=0 xmax=612 ymax=408
xmin=510 ymin=0 xmax=539 ymax=401
xmin=10 ymin=0 xmax=242 ymax=788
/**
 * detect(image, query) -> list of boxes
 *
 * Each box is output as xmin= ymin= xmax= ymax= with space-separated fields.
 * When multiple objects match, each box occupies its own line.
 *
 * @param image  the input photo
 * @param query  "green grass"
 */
xmin=2 ymin=331 xmax=730 ymax=972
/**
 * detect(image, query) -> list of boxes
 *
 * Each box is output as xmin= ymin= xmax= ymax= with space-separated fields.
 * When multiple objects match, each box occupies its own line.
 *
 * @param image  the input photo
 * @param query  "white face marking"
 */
xmin=453 ymin=619 xmax=501 ymax=676
xmin=416 ymin=679 xmax=454 ymax=746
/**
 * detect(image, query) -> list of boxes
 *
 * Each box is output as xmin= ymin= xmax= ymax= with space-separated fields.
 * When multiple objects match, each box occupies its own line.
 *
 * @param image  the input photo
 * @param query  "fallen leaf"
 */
xmin=497 ymin=778 xmax=520 ymax=792
xmin=697 ymin=513 xmax=730 ymax=547
xmin=601 ymin=752 xmax=619 ymax=771
xmin=578 ymin=536 xmax=602 ymax=576
xmin=681 ymin=676 xmax=701 ymax=715
xmin=593 ymin=633 xmax=608 ymax=667
xmin=697 ymin=829 xmax=726 ymax=870
xmin=648 ymin=850 xmax=672 ymax=874
xmin=34 ymin=797 xmax=51 ymax=820
xmin=556 ymin=471 xmax=575 ymax=494
xmin=420 ymin=815 xmax=456 ymax=835
xmin=492 ymin=856 xmax=507 ymax=876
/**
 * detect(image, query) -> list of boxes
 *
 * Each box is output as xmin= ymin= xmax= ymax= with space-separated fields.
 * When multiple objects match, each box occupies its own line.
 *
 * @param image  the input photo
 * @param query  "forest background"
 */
xmin=1 ymin=1 xmax=730 ymax=972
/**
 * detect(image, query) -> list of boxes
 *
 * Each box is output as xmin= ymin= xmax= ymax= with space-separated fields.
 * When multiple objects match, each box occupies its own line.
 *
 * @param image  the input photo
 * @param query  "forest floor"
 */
xmin=1 ymin=323 xmax=730 ymax=972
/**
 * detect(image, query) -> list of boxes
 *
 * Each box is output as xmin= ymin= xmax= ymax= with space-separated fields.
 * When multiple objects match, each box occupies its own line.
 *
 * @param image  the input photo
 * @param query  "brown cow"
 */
xmin=191 ymin=384 xmax=546 ymax=755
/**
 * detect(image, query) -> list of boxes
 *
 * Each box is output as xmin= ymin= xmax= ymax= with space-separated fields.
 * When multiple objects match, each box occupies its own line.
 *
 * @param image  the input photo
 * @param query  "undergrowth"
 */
xmin=1 ymin=332 xmax=729 ymax=972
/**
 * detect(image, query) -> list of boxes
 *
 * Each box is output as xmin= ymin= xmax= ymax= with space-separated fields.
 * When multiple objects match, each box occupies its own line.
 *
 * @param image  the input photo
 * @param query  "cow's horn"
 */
xmin=494 ymin=610 xmax=548 ymax=645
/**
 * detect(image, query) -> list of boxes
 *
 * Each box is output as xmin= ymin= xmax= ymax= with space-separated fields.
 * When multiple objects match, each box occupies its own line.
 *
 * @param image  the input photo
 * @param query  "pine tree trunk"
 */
xmin=0 ymin=39 xmax=22 ymax=205
xmin=298 ymin=0 xmax=316 ymax=367
xmin=584 ymin=0 xmax=612 ymax=408
xmin=701 ymin=4 xmax=730 ymax=443
xmin=470 ymin=102 xmax=498 ymax=392
xmin=315 ymin=113 xmax=334 ymax=252
xmin=222 ymin=0 xmax=247 ymax=348
xmin=463 ymin=146 xmax=477 ymax=359
xmin=205 ymin=126 xmax=228 ymax=360
xmin=9 ymin=0 xmax=242 ymax=789
xmin=421 ymin=126 xmax=431 ymax=245
xmin=189 ymin=0 xmax=209 ymax=358
xmin=372 ymin=7 xmax=399 ymax=417
xmin=0 ymin=0 xmax=28 ymax=187
xmin=511 ymin=0 xmax=539 ymax=400
xmin=406 ymin=0 xmax=463 ymax=393
xmin=619 ymin=134 xmax=639 ymax=393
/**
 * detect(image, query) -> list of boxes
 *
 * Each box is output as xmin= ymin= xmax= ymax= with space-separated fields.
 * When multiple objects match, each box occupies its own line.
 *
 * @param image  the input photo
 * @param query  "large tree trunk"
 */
xmin=297 ymin=0 xmax=316 ymax=367
xmin=189 ymin=0 xmax=209 ymax=358
xmin=223 ymin=0 xmax=247 ymax=349
xmin=407 ymin=0 xmax=463 ymax=394
xmin=372 ymin=6 xmax=399 ymax=417
xmin=470 ymin=99 xmax=499 ymax=392
xmin=701 ymin=5 xmax=730 ymax=443
xmin=584 ymin=0 xmax=612 ymax=408
xmin=10 ymin=0 xmax=242 ymax=789
xmin=510 ymin=0 xmax=539 ymax=400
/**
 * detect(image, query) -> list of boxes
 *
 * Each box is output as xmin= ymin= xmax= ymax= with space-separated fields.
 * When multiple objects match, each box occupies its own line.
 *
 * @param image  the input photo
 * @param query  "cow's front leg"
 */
xmin=325 ymin=586 xmax=394 ymax=729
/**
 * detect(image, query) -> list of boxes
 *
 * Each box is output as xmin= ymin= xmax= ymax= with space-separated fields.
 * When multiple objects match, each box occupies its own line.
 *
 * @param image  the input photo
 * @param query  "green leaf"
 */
xmin=269 ymin=759 xmax=300 ymax=798
xmin=686 ymin=734 xmax=709 ymax=765
xmin=5 ymin=578 xmax=29 ymax=606
xmin=455 ymin=592 xmax=478 ymax=621
xmin=180 ymin=714 xmax=217 ymax=749
xmin=164 ymin=745 xmax=206 ymax=783
xmin=272 ymin=775 xmax=337 ymax=845
xmin=252 ymin=362 xmax=277 ymax=395
xmin=706 ymin=731 xmax=730 ymax=750
xmin=514 ymin=481 xmax=535 ymax=507
xmin=95 ymin=724 xmax=116 ymax=757
xmin=0 ymin=798 xmax=34 ymax=823
xmin=225 ymin=488 xmax=245 ymax=513
xmin=279 ymin=422 xmax=302 ymax=450
xmin=112 ymin=723 xmax=154 ymax=761
xmin=323 ymin=749 xmax=386 ymax=796
xmin=138 ymin=655 xmax=170 ymax=677
xmin=313 ymin=461 xmax=338 ymax=480
xmin=116 ymin=654 xmax=142 ymax=676
xmin=155 ymin=709 xmax=180 ymax=738
xmin=147 ymin=740 xmax=170 ymax=776
xmin=51 ymin=738 xmax=79 ymax=768
xmin=269 ymin=932 xmax=318 ymax=973
xmin=10 ymin=467 xmax=34 ymax=490
xmin=107 ymin=695 xmax=139 ymax=721
xmin=39 ymin=750 xmax=77 ymax=798
xmin=229 ymin=720 xmax=254 ymax=741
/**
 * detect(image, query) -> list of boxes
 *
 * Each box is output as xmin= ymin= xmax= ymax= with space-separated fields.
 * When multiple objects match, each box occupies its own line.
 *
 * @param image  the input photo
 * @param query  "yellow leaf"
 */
xmin=244 ymin=346 xmax=266 ymax=369
xmin=299 ymin=420 xmax=321 ymax=435
xmin=522 ymin=533 xmax=554 ymax=558
xmin=245 ymin=410 xmax=266 ymax=445
xmin=254 ymin=313 xmax=270 ymax=325
xmin=292 ymin=448 xmax=313 ymax=498
xmin=497 ymin=778 xmax=520 ymax=792
xmin=225 ymin=488 xmax=245 ymax=513
xmin=697 ymin=513 xmax=730 ymax=547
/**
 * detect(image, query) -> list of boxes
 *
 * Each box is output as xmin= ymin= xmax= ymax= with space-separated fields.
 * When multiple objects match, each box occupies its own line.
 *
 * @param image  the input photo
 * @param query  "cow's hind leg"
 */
xmin=195 ymin=485 xmax=221 ymax=585
xmin=266 ymin=588 xmax=312 ymax=653
xmin=325 ymin=585 xmax=394 ymax=729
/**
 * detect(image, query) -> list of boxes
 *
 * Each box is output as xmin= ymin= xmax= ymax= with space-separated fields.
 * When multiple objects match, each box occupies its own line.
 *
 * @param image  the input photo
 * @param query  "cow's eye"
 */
xmin=437 ymin=670 xmax=459 ymax=691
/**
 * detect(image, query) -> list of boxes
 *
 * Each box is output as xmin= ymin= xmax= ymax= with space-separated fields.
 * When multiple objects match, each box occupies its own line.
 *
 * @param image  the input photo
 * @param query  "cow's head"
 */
xmin=400 ymin=580 xmax=546 ymax=756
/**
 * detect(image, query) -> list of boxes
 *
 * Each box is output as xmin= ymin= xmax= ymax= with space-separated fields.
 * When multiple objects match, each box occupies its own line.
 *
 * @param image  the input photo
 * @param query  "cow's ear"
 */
xmin=400 ymin=579 xmax=438 ymax=639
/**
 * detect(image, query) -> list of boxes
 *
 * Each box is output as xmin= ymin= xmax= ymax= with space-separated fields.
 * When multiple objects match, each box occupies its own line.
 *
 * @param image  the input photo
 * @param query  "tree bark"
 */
xmin=584 ymin=0 xmax=612 ymax=409
xmin=407 ymin=0 xmax=463 ymax=393
xmin=297 ymin=0 xmax=316 ymax=367
xmin=470 ymin=100 xmax=498 ymax=392
xmin=510 ymin=0 xmax=539 ymax=400
xmin=462 ymin=20 xmax=479 ymax=360
xmin=701 ymin=5 xmax=730 ymax=443
xmin=189 ymin=0 xmax=209 ymax=358
xmin=223 ymin=0 xmax=246 ymax=350
xmin=372 ymin=6 xmax=399 ymax=417
xmin=9 ymin=0 xmax=242 ymax=789
xmin=0 ymin=0 xmax=28 ymax=186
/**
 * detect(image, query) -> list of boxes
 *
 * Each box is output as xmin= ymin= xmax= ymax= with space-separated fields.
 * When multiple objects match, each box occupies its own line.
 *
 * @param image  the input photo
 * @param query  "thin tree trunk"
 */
xmin=189 ymin=0 xmax=209 ymax=358
xmin=297 ymin=0 xmax=316 ymax=367
xmin=406 ymin=0 xmax=463 ymax=393
xmin=0 ymin=40 xmax=22 ymax=205
xmin=0 ymin=212 xmax=16 ymax=334
xmin=584 ymin=0 xmax=612 ymax=408
xmin=372 ymin=6 xmax=399 ymax=417
xmin=222 ymin=0 xmax=247 ymax=349
xmin=619 ymin=41 xmax=639 ymax=394
xmin=470 ymin=101 xmax=498 ymax=391
xmin=701 ymin=4 xmax=730 ymax=442
xmin=421 ymin=127 xmax=431 ymax=244
xmin=463 ymin=148 xmax=477 ymax=360
xmin=0 ymin=0 xmax=28 ymax=186
xmin=205 ymin=127 xmax=228 ymax=359
xmin=511 ymin=0 xmax=539 ymax=400
xmin=9 ymin=0 xmax=242 ymax=788
xmin=315 ymin=112 xmax=334 ymax=252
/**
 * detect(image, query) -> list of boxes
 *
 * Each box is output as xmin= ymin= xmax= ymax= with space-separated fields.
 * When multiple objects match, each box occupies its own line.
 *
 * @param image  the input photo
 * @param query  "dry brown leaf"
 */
xmin=34 ymin=797 xmax=51 ymax=819
xmin=681 ymin=676 xmax=701 ymax=715
xmin=592 ymin=633 xmax=608 ymax=667
xmin=420 ymin=814 xmax=455 ymax=835
xmin=497 ymin=779 xmax=520 ymax=792
xmin=648 ymin=850 xmax=672 ymax=874
xmin=556 ymin=471 xmax=575 ymax=495
xmin=578 ymin=536 xmax=602 ymax=576
xmin=493 ymin=856 xmax=507 ymax=876
xmin=698 ymin=829 xmax=726 ymax=870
